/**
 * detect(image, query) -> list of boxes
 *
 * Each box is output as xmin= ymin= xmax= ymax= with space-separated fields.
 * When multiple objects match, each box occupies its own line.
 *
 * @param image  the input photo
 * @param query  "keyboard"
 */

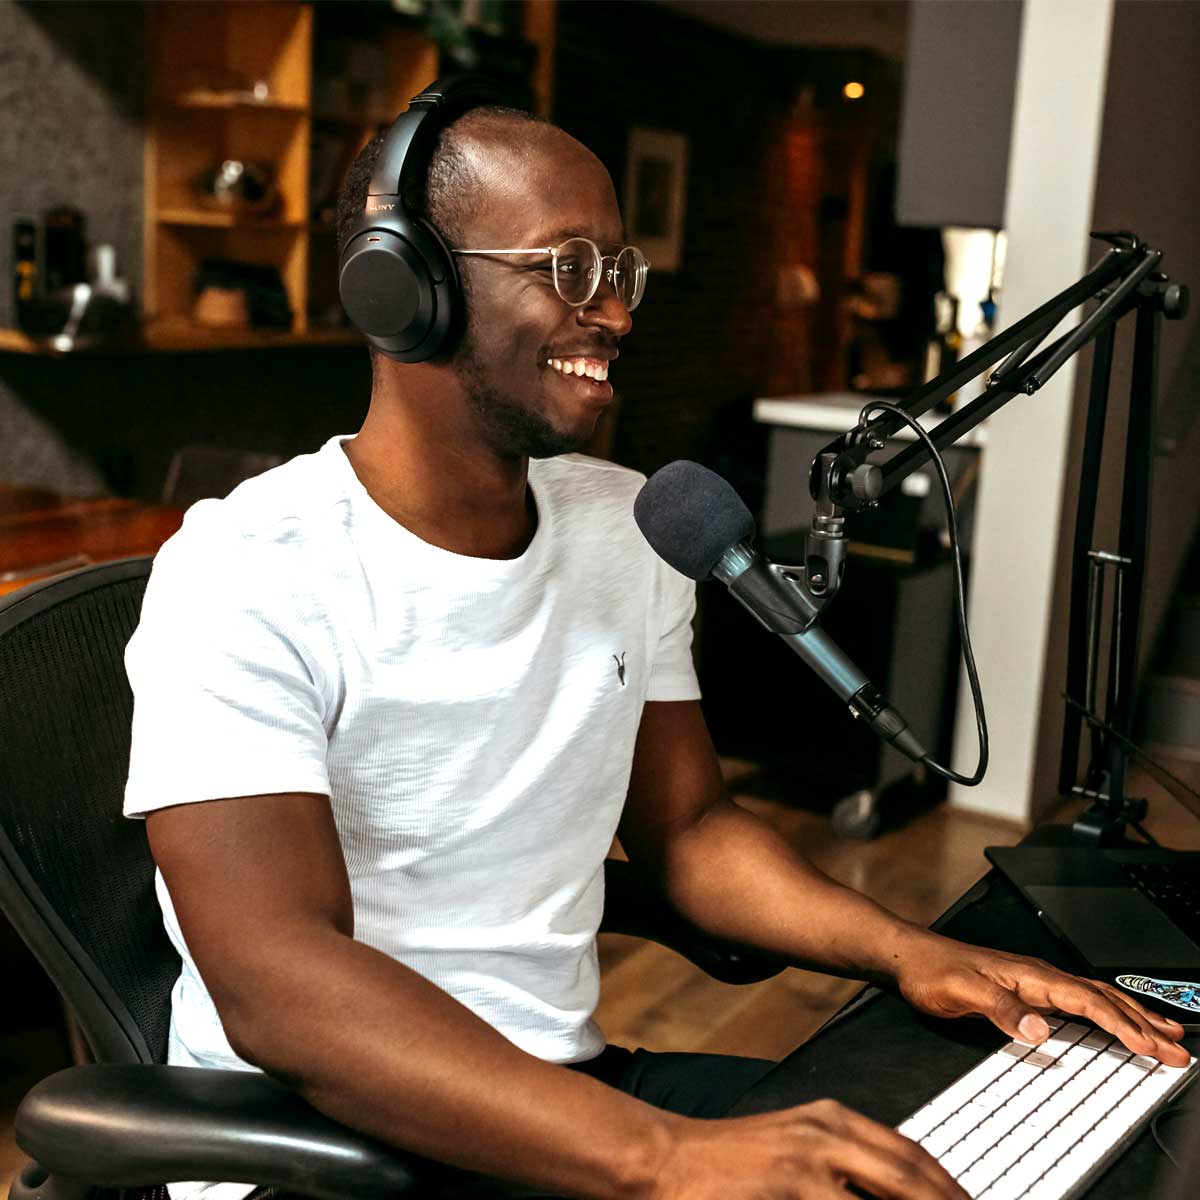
xmin=897 ymin=1016 xmax=1197 ymax=1199
xmin=1124 ymin=861 xmax=1200 ymax=944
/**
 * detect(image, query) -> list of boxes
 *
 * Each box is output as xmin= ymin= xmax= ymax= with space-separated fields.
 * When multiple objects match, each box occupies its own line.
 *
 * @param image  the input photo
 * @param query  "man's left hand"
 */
xmin=895 ymin=936 xmax=1190 ymax=1066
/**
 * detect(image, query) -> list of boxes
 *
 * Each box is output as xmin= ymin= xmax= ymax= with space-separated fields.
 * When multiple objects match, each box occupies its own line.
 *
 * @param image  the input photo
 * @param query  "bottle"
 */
xmin=12 ymin=217 xmax=37 ymax=330
xmin=926 ymin=291 xmax=961 ymax=412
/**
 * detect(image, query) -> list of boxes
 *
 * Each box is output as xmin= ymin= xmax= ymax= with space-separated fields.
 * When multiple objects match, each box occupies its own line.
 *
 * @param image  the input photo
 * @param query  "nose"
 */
xmin=578 ymin=274 xmax=633 ymax=337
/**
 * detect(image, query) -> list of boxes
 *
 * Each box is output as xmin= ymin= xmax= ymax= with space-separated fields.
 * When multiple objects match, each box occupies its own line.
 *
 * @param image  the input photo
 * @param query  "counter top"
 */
xmin=754 ymin=392 xmax=987 ymax=447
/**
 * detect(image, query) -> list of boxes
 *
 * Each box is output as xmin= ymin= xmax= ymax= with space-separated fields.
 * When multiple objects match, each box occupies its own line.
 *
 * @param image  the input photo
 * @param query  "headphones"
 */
xmin=337 ymin=76 xmax=504 ymax=362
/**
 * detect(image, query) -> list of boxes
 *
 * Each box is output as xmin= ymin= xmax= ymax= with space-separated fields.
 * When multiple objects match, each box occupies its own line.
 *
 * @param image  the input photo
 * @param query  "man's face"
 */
xmin=449 ymin=131 xmax=634 ymax=459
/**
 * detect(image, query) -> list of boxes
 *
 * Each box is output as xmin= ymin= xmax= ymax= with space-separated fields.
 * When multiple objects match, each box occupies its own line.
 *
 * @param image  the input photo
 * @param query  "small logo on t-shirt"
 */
xmin=612 ymin=652 xmax=627 ymax=687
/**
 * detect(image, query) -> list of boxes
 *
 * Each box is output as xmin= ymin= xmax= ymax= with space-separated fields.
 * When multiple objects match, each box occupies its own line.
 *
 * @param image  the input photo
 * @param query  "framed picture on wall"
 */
xmin=623 ymin=128 xmax=688 ymax=273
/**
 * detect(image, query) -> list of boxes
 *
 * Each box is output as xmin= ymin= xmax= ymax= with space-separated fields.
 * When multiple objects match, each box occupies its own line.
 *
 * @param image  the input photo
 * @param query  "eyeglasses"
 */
xmin=451 ymin=237 xmax=650 ymax=311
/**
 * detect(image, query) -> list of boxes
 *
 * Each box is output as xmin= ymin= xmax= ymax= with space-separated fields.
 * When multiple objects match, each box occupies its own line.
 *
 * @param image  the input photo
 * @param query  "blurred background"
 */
xmin=1 ymin=0 xmax=1199 ymax=1180
xmin=4 ymin=0 xmax=1198 ymax=815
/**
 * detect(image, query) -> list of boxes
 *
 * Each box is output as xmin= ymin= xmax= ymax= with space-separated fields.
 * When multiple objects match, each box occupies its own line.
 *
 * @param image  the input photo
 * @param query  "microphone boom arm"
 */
xmin=805 ymin=230 xmax=1190 ymax=843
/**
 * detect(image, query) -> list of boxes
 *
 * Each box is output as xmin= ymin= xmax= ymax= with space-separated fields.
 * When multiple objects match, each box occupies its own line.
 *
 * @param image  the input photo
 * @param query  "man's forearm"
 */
xmin=219 ymin=927 xmax=673 ymax=1199
xmin=650 ymin=798 xmax=940 ymax=985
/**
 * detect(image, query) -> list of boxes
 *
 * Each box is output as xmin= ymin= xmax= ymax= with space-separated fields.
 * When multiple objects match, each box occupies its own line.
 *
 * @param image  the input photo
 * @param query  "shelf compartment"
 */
xmin=151 ymin=2 xmax=312 ymax=111
xmin=147 ymin=224 xmax=308 ymax=335
xmin=150 ymin=106 xmax=310 ymax=225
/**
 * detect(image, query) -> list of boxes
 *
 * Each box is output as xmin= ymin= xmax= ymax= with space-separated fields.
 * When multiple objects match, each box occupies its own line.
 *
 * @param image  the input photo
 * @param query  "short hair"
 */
xmin=336 ymin=105 xmax=541 ymax=264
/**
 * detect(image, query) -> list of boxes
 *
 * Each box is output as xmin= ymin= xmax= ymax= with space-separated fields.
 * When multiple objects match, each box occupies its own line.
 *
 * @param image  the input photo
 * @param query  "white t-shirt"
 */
xmin=123 ymin=435 xmax=698 ymax=1195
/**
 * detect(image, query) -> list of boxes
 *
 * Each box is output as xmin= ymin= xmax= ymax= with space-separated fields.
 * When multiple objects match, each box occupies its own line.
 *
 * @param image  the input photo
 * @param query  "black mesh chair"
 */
xmin=0 ymin=557 xmax=784 ymax=1200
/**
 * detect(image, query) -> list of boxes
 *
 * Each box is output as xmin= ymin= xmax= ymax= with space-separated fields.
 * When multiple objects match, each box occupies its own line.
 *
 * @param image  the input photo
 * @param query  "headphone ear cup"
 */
xmin=338 ymin=219 xmax=461 ymax=362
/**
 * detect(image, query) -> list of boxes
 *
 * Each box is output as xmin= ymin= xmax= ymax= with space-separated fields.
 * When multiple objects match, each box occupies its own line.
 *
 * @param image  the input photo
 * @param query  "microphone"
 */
xmin=634 ymin=460 xmax=926 ymax=763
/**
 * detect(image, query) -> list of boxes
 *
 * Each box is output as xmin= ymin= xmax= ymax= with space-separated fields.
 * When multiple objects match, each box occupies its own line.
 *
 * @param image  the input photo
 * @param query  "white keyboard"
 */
xmin=897 ymin=1016 xmax=1197 ymax=1199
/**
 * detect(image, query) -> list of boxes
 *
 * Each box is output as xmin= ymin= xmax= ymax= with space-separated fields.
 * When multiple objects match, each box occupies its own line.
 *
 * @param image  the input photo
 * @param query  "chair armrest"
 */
xmin=16 ymin=1064 xmax=427 ymax=1199
xmin=601 ymin=858 xmax=787 ymax=986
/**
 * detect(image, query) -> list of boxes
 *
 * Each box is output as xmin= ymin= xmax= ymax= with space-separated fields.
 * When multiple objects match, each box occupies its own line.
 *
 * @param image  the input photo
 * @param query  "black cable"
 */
xmin=1151 ymin=1103 xmax=1197 ymax=1167
xmin=1130 ymin=819 xmax=1161 ymax=847
xmin=858 ymin=401 xmax=988 ymax=787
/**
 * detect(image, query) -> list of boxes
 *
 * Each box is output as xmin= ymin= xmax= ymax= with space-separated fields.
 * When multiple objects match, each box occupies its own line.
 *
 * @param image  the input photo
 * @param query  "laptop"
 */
xmin=986 ymin=845 xmax=1200 ymax=1032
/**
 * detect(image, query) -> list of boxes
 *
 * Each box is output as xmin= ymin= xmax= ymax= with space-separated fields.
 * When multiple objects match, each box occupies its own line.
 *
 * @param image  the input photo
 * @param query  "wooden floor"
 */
xmin=3 ymin=759 xmax=1198 ymax=1193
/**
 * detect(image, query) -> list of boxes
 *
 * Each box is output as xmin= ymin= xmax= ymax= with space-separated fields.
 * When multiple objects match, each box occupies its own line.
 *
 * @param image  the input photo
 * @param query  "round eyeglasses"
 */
xmin=451 ymin=237 xmax=650 ymax=311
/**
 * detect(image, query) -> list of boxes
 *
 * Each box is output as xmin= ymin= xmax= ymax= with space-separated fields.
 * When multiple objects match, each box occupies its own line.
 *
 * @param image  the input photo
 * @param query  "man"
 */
xmin=125 ymin=102 xmax=1186 ymax=1200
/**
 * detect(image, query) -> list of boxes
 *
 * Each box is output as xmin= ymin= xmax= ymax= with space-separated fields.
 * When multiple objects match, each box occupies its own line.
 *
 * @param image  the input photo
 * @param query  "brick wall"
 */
xmin=554 ymin=1 xmax=903 ymax=507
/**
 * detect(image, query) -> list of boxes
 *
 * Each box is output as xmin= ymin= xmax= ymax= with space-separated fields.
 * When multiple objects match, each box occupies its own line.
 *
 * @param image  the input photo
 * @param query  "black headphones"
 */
xmin=337 ymin=76 xmax=504 ymax=362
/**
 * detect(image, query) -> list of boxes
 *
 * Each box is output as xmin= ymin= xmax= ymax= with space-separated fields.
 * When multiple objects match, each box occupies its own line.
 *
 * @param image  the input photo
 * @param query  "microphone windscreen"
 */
xmin=634 ymin=460 xmax=755 ymax=581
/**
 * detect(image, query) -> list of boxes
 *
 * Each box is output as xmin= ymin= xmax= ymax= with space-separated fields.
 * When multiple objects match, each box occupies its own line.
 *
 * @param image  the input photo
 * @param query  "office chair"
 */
xmin=0 ymin=557 xmax=785 ymax=1200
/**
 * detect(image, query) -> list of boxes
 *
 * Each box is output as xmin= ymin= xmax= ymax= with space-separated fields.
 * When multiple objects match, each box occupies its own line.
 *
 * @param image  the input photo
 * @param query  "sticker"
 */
xmin=1116 ymin=973 xmax=1200 ymax=1014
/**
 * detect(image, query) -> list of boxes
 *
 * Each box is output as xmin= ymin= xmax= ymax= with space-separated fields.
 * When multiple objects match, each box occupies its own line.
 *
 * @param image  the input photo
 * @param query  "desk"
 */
xmin=0 ymin=484 xmax=182 ymax=597
xmin=732 ymin=838 xmax=1197 ymax=1197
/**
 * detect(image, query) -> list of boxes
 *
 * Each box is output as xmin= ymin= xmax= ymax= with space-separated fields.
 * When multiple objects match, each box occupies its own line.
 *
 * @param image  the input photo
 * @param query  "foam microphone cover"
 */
xmin=634 ymin=460 xmax=756 ymax=581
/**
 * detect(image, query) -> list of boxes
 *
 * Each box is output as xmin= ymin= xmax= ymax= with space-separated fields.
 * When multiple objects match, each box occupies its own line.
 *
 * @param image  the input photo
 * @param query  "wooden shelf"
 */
xmin=0 ymin=324 xmax=363 ymax=355
xmin=140 ymin=322 xmax=362 ymax=351
xmin=147 ymin=2 xmax=315 ymax=329
xmin=158 ymin=208 xmax=306 ymax=229
xmin=164 ymin=94 xmax=309 ymax=114
xmin=139 ymin=2 xmax=554 ymax=347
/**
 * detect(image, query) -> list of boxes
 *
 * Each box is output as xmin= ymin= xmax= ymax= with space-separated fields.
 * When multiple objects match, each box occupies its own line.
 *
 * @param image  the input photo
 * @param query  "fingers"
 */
xmin=804 ymin=1101 xmax=968 ymax=1200
xmin=1087 ymin=980 xmax=1190 ymax=1063
xmin=978 ymin=968 xmax=1190 ymax=1065
xmin=970 ymin=976 xmax=1050 ymax=1044
xmin=1092 ymin=978 xmax=1185 ymax=1034
xmin=1040 ymin=978 xmax=1187 ymax=1064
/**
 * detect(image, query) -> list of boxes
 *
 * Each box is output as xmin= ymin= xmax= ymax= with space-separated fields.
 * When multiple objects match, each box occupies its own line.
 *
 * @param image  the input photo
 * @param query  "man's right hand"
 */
xmin=650 ymin=1101 xmax=967 ymax=1200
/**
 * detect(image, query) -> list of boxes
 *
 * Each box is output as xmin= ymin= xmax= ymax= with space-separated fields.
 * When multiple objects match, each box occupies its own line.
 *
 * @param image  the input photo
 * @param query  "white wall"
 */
xmin=948 ymin=0 xmax=1114 ymax=822
xmin=1030 ymin=0 xmax=1200 ymax=814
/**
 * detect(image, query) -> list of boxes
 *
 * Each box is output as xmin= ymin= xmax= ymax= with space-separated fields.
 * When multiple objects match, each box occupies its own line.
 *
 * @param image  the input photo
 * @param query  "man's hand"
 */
xmin=894 ymin=936 xmax=1190 ymax=1066
xmin=651 ymin=1101 xmax=968 ymax=1200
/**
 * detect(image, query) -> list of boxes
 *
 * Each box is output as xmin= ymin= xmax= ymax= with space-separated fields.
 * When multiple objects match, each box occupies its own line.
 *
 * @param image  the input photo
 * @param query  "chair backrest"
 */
xmin=161 ymin=445 xmax=283 ymax=510
xmin=0 ymin=557 xmax=180 ymax=1065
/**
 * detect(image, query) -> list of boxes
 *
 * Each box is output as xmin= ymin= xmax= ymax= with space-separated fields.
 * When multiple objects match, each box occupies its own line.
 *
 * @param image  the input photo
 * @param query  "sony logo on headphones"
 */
xmin=367 ymin=201 xmax=396 ymax=212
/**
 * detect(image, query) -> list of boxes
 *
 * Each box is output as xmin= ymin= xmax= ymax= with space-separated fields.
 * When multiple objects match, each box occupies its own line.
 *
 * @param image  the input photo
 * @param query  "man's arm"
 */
xmin=147 ymin=792 xmax=669 ymax=1197
xmin=617 ymin=701 xmax=1188 ymax=1065
xmin=148 ymin=791 xmax=966 ymax=1200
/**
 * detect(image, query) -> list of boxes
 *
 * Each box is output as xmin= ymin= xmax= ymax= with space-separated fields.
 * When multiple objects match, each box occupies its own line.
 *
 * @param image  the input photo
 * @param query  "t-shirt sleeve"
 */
xmin=123 ymin=515 xmax=333 ymax=817
xmin=645 ymin=560 xmax=701 ymax=702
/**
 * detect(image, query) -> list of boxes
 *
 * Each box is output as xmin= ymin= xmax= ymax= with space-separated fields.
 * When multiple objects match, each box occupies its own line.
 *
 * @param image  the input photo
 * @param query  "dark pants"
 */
xmin=435 ymin=1046 xmax=777 ymax=1197
xmin=567 ymin=1043 xmax=776 ymax=1119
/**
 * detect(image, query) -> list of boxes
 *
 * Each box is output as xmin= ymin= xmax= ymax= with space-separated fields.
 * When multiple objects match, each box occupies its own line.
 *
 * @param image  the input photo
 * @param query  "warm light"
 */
xmin=842 ymin=81 xmax=865 ymax=100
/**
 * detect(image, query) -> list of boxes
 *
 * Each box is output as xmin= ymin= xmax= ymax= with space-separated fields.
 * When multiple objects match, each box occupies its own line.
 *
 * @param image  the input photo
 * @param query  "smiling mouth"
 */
xmin=547 ymin=356 xmax=609 ymax=383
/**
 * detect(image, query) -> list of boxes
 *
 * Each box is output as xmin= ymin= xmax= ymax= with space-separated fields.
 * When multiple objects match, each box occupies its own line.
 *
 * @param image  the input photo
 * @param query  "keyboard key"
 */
xmin=1079 ymin=1029 xmax=1113 ymax=1051
xmin=897 ymin=1107 xmax=939 ymax=1141
xmin=1041 ymin=1022 xmax=1090 ymax=1056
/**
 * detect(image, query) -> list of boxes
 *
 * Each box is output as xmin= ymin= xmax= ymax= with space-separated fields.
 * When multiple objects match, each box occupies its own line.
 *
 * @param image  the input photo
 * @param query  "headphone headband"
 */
xmin=368 ymin=76 xmax=506 ymax=209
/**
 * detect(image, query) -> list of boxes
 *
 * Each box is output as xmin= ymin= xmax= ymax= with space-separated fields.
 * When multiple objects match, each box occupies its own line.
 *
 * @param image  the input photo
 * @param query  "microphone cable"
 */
xmin=857 ymin=401 xmax=989 ymax=787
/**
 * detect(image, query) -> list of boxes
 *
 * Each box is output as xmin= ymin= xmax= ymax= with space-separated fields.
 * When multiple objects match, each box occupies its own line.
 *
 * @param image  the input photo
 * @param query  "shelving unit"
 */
xmin=144 ymin=2 xmax=316 ymax=339
xmin=1 ymin=1 xmax=556 ymax=355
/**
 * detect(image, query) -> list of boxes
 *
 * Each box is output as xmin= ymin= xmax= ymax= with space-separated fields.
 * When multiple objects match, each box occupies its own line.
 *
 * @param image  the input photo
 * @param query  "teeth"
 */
xmin=547 ymin=358 xmax=608 ymax=381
